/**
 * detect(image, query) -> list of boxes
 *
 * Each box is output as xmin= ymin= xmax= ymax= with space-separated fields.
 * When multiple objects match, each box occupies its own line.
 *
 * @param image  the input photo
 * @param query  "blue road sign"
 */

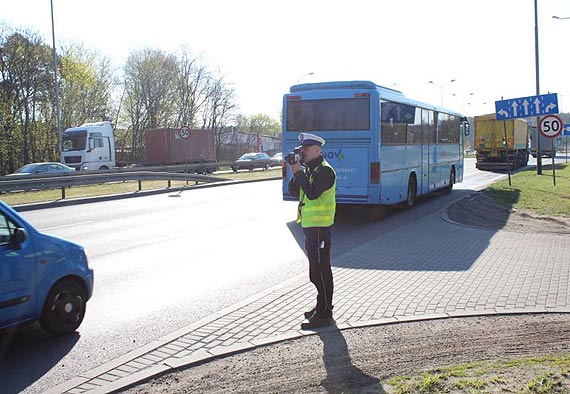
xmin=564 ymin=124 xmax=570 ymax=136
xmin=495 ymin=93 xmax=558 ymax=120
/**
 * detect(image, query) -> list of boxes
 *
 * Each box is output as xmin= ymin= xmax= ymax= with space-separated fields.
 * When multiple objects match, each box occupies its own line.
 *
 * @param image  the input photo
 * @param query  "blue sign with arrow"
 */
xmin=563 ymin=123 xmax=570 ymax=136
xmin=495 ymin=93 xmax=558 ymax=120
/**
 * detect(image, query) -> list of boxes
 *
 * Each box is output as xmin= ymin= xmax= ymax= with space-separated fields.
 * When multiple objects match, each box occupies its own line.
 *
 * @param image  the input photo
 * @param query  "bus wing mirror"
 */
xmin=88 ymin=138 xmax=94 ymax=152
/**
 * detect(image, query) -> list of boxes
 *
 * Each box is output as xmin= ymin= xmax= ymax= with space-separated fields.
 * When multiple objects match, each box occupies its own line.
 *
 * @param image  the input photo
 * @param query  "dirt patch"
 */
xmin=446 ymin=191 xmax=570 ymax=234
xmin=123 ymin=314 xmax=570 ymax=393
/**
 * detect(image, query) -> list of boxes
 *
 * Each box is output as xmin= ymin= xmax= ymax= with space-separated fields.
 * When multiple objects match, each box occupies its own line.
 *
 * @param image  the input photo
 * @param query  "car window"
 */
xmin=16 ymin=164 xmax=36 ymax=174
xmin=37 ymin=164 xmax=49 ymax=173
xmin=49 ymin=164 xmax=62 ymax=172
xmin=0 ymin=212 xmax=15 ymax=247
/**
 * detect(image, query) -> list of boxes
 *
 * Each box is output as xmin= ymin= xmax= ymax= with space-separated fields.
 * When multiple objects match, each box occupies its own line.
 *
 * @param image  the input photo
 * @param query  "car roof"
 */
xmin=26 ymin=162 xmax=65 ymax=166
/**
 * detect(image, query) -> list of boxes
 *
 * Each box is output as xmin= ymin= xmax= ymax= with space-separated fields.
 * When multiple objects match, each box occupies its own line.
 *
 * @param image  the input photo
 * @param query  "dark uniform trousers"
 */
xmin=303 ymin=226 xmax=333 ymax=317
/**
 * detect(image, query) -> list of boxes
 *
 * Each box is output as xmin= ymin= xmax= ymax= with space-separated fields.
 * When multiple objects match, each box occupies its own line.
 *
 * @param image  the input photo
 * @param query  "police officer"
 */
xmin=287 ymin=132 xmax=336 ymax=329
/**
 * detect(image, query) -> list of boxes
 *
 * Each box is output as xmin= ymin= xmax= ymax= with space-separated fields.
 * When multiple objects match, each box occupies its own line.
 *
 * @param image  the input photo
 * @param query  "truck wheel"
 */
xmin=406 ymin=175 xmax=417 ymax=208
xmin=40 ymin=279 xmax=87 ymax=336
xmin=445 ymin=167 xmax=455 ymax=194
xmin=99 ymin=166 xmax=108 ymax=170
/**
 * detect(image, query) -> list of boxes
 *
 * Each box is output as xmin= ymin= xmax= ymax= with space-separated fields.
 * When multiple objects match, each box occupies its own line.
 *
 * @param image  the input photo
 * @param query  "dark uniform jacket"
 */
xmin=288 ymin=155 xmax=335 ymax=200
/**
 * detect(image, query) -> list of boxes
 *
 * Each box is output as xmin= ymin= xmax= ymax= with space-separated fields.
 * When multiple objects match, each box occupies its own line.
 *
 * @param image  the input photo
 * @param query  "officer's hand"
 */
xmin=290 ymin=161 xmax=302 ymax=175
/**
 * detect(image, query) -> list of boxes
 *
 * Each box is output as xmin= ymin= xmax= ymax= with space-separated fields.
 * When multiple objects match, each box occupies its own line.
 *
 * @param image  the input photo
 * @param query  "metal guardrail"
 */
xmin=0 ymin=169 xmax=232 ymax=199
xmin=0 ymin=160 xmax=282 ymax=197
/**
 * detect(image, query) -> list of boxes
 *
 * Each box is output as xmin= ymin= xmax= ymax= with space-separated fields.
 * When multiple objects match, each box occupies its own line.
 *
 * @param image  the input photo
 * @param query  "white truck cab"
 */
xmin=61 ymin=121 xmax=116 ymax=171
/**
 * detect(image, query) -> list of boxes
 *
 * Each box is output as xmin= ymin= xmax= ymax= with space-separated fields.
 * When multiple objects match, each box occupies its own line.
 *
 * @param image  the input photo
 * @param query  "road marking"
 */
xmin=40 ymin=221 xmax=95 ymax=231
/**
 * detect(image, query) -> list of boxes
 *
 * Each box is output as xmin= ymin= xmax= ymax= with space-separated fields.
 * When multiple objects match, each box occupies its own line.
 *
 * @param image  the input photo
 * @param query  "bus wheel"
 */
xmin=406 ymin=175 xmax=416 ymax=208
xmin=446 ymin=168 xmax=455 ymax=194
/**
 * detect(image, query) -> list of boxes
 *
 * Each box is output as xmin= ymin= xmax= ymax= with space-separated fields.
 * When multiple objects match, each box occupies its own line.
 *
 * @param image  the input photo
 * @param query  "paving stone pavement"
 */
xmin=45 ymin=208 xmax=570 ymax=394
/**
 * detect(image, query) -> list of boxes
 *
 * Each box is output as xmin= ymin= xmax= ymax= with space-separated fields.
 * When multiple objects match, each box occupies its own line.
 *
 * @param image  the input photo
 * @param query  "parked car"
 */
xmin=231 ymin=152 xmax=271 ymax=172
xmin=0 ymin=200 xmax=94 ymax=335
xmin=10 ymin=162 xmax=76 ymax=176
xmin=270 ymin=152 xmax=284 ymax=167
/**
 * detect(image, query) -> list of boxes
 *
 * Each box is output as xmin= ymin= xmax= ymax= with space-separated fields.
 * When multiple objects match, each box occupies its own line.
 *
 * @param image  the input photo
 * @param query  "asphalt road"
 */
xmin=0 ymin=157 xmax=564 ymax=394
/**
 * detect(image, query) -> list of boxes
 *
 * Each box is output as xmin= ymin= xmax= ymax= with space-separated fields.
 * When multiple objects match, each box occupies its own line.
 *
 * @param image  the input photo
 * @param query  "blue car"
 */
xmin=0 ymin=200 xmax=94 ymax=335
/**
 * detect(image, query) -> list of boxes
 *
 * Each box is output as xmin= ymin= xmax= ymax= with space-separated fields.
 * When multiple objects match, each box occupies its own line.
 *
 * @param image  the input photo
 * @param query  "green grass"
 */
xmin=0 ymin=168 xmax=281 ymax=206
xmin=385 ymin=354 xmax=570 ymax=393
xmin=525 ymin=372 xmax=563 ymax=393
xmin=485 ymin=163 xmax=570 ymax=217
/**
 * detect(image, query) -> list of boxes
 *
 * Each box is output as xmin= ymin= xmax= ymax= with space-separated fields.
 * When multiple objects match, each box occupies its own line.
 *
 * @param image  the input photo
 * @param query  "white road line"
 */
xmin=40 ymin=221 xmax=95 ymax=231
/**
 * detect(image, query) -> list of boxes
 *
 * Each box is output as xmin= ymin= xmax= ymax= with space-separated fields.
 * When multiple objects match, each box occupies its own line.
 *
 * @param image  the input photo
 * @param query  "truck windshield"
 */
xmin=62 ymin=131 xmax=87 ymax=152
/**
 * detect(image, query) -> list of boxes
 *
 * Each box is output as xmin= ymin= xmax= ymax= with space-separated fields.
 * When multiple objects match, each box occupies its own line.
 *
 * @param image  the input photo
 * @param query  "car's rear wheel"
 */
xmin=40 ymin=279 xmax=87 ymax=336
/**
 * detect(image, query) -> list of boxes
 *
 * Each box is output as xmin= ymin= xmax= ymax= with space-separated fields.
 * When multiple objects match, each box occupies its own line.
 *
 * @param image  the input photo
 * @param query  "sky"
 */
xmin=2 ymin=0 xmax=570 ymax=121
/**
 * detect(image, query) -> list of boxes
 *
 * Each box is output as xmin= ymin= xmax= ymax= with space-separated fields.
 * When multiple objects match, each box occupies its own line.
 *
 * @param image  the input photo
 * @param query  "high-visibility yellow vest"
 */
xmin=297 ymin=160 xmax=336 ymax=228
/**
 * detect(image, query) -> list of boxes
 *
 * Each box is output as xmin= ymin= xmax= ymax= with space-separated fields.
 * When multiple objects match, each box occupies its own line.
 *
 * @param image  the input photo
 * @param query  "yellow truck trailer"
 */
xmin=474 ymin=114 xmax=529 ymax=170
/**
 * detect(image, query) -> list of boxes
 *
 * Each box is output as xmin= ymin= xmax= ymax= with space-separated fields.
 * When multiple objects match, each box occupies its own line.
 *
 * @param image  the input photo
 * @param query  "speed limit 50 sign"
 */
xmin=539 ymin=114 xmax=563 ymax=138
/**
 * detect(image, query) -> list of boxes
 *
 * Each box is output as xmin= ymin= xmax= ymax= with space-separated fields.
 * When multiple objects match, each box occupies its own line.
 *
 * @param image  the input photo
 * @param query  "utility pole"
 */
xmin=534 ymin=0 xmax=542 ymax=174
xmin=50 ymin=0 xmax=62 ymax=144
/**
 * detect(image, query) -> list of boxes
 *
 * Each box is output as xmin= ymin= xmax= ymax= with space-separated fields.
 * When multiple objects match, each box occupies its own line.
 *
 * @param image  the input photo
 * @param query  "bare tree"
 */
xmin=175 ymin=49 xmax=210 ymax=128
xmin=123 ymin=48 xmax=178 ymax=162
xmin=200 ymin=73 xmax=239 ymax=159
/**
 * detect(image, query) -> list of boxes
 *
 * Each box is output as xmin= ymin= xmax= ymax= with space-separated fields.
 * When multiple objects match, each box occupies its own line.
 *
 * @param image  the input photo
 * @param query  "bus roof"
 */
xmin=288 ymin=80 xmax=463 ymax=117
xmin=290 ymin=80 xmax=403 ymax=95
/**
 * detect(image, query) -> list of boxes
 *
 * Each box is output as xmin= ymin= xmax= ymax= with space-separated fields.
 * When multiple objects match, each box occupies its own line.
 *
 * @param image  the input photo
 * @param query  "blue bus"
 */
xmin=282 ymin=81 xmax=469 ymax=208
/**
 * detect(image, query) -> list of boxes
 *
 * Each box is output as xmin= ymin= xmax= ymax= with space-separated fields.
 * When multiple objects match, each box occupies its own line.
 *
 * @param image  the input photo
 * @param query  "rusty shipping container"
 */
xmin=144 ymin=128 xmax=217 ymax=165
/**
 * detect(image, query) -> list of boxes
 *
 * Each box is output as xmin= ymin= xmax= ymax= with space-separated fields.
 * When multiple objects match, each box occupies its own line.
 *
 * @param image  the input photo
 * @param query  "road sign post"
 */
xmin=502 ymin=119 xmax=512 ymax=186
xmin=538 ymin=114 xmax=562 ymax=186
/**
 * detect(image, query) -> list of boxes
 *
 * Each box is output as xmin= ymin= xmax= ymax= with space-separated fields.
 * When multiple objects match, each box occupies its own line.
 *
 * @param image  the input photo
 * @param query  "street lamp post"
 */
xmin=50 ymin=0 xmax=62 ymax=143
xmin=452 ymin=92 xmax=474 ymax=114
xmin=428 ymin=79 xmax=456 ymax=106
xmin=552 ymin=15 xmax=570 ymax=165
xmin=534 ymin=0 xmax=542 ymax=174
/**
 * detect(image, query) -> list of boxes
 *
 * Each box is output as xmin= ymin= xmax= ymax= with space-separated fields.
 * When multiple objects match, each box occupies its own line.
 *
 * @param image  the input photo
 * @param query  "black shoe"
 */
xmin=301 ymin=316 xmax=332 ymax=330
xmin=304 ymin=305 xmax=333 ymax=319
xmin=304 ymin=307 xmax=316 ymax=319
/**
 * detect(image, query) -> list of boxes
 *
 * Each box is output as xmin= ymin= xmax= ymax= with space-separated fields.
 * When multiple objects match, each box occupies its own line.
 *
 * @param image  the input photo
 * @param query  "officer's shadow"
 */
xmin=318 ymin=326 xmax=386 ymax=393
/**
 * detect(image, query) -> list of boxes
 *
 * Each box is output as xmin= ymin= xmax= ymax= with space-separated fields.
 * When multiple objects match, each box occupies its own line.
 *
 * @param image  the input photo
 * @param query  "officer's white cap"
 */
xmin=298 ymin=132 xmax=325 ymax=147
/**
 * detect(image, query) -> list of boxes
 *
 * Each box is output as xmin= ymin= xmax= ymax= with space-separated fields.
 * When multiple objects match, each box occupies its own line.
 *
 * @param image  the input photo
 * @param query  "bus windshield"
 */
xmin=62 ymin=130 xmax=87 ymax=152
xmin=286 ymin=98 xmax=370 ymax=132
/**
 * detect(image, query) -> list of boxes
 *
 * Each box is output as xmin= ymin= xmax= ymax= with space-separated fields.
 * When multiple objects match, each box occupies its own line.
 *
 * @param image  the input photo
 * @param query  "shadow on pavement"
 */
xmin=0 ymin=323 xmax=79 ymax=394
xmin=318 ymin=326 xmax=385 ymax=393
xmin=286 ymin=186 xmax=510 ymax=272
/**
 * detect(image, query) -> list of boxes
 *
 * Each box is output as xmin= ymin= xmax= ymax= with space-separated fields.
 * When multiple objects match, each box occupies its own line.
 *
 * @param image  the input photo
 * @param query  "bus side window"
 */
xmin=422 ymin=109 xmax=435 ymax=144
xmin=407 ymin=107 xmax=422 ymax=144
xmin=381 ymin=101 xmax=411 ymax=144
xmin=437 ymin=114 xmax=460 ymax=144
